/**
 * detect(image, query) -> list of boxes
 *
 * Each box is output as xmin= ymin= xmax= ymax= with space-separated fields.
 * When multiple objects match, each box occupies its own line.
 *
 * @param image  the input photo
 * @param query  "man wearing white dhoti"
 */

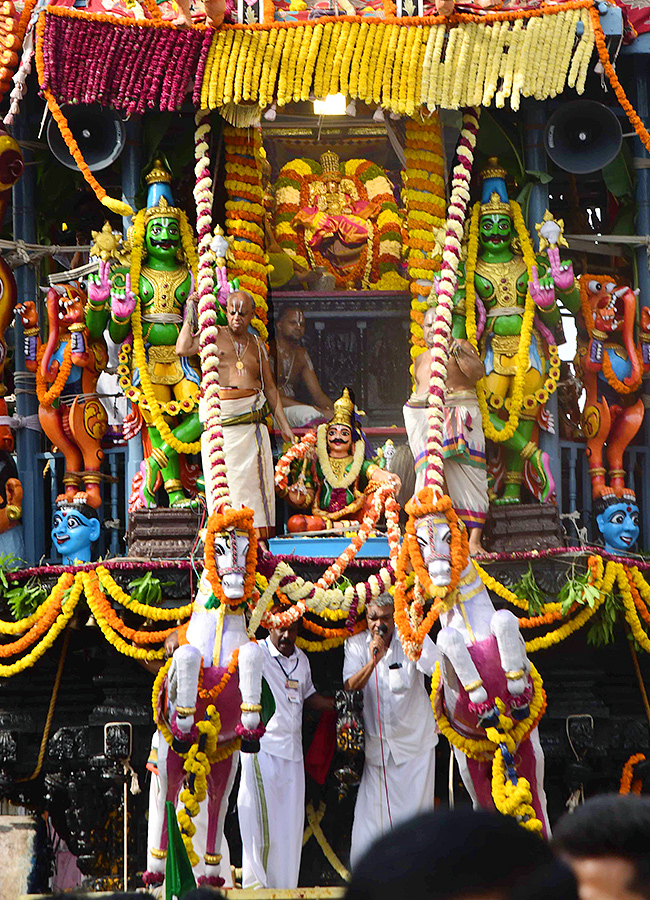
xmin=343 ymin=593 xmax=439 ymax=868
xmin=237 ymin=615 xmax=334 ymax=889
xmin=404 ymin=306 xmax=489 ymax=555
xmin=177 ymin=290 xmax=295 ymax=537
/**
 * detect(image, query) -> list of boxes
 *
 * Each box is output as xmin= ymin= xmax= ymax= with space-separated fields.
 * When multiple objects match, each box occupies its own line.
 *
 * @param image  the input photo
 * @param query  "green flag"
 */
xmin=165 ymin=800 xmax=197 ymax=900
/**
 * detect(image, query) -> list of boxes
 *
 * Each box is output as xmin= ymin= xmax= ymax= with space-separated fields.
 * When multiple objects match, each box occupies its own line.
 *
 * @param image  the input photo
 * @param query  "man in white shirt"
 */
xmin=343 ymin=593 xmax=439 ymax=867
xmin=237 ymin=615 xmax=333 ymax=889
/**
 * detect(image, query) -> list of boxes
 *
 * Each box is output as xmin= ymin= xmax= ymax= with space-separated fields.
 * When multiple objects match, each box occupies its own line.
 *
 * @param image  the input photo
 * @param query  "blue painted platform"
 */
xmin=268 ymin=534 xmax=390 ymax=559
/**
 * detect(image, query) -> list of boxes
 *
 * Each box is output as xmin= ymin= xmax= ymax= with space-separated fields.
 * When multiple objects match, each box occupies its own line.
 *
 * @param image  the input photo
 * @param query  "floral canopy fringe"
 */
xmin=39 ymin=2 xmax=595 ymax=116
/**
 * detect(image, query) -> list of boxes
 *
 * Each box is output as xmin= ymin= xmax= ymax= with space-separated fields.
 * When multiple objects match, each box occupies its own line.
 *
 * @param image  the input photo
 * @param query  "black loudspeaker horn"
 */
xmin=544 ymin=100 xmax=622 ymax=175
xmin=47 ymin=103 xmax=126 ymax=172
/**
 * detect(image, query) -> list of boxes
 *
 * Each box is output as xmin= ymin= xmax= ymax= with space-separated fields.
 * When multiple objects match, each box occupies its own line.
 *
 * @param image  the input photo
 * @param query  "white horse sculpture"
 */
xmin=144 ymin=523 xmax=264 ymax=887
xmin=416 ymin=510 xmax=550 ymax=835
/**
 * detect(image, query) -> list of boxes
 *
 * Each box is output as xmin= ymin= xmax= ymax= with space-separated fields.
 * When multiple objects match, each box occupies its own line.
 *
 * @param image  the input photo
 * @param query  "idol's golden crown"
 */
xmin=329 ymin=387 xmax=354 ymax=428
xmin=480 ymin=191 xmax=512 ymax=219
xmin=143 ymin=196 xmax=182 ymax=225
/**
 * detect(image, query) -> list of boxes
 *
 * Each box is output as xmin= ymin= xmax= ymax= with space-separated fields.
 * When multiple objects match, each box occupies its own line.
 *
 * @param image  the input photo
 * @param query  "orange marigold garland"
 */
xmin=403 ymin=116 xmax=446 ymax=363
xmin=620 ymin=753 xmax=646 ymax=795
xmin=35 ymin=343 xmax=73 ymax=406
xmin=224 ymin=126 xmax=270 ymax=340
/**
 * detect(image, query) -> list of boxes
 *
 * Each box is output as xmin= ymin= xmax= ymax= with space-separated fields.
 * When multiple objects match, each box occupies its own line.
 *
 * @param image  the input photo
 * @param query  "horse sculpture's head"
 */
xmin=415 ymin=514 xmax=453 ymax=587
xmin=213 ymin=527 xmax=250 ymax=600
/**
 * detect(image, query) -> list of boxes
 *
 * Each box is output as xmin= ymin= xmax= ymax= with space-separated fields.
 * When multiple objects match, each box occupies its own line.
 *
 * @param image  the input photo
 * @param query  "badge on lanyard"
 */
xmin=286 ymin=678 xmax=299 ymax=702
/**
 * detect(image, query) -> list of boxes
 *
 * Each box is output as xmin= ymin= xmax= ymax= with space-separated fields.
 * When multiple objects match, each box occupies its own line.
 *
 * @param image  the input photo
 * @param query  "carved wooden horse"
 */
xmin=417 ymin=512 xmax=550 ymax=835
xmin=145 ymin=523 xmax=263 ymax=887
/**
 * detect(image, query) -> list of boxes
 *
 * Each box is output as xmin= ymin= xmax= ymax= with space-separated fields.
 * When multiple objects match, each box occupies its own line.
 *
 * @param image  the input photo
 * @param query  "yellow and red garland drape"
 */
xmin=4 ymin=554 xmax=650 ymax=673
xmin=274 ymin=155 xmax=404 ymax=290
xmin=402 ymin=115 xmax=446 ymax=362
xmin=224 ymin=125 xmax=270 ymax=340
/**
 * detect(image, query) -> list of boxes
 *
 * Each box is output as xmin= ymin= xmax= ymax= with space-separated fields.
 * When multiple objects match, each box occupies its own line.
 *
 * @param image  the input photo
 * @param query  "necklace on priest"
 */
xmin=228 ymin=330 xmax=250 ymax=376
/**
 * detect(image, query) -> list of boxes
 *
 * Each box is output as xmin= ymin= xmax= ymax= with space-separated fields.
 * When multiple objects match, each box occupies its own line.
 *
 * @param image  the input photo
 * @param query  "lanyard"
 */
xmin=275 ymin=653 xmax=299 ymax=679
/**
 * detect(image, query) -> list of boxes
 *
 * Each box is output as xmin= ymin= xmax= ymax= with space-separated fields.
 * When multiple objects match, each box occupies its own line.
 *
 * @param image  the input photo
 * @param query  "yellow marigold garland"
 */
xmin=96 ymin=565 xmax=194 ymax=621
xmin=224 ymin=126 xmax=269 ymax=341
xmin=0 ymin=573 xmax=80 ymax=677
xmin=403 ymin=116 xmax=446 ymax=365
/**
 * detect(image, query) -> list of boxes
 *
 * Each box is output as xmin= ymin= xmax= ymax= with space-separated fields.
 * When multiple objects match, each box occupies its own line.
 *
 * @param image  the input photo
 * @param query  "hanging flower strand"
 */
xmin=425 ymin=107 xmax=480 ymax=495
xmin=193 ymin=109 xmax=231 ymax=513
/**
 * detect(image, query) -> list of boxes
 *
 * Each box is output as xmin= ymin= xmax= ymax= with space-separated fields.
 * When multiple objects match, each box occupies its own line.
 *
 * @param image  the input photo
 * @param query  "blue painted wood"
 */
xmin=12 ymin=112 xmax=43 ymax=565
xmin=269 ymin=534 xmax=390 ymax=559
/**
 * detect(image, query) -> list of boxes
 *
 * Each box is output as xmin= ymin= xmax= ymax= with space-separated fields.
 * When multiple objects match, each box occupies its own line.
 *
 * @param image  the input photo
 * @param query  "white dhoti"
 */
xmin=350 ymin=750 xmax=436 ymax=869
xmin=403 ymin=391 xmax=489 ymax=531
xmin=280 ymin=404 xmax=325 ymax=429
xmin=237 ymin=750 xmax=305 ymax=889
xmin=200 ymin=392 xmax=275 ymax=536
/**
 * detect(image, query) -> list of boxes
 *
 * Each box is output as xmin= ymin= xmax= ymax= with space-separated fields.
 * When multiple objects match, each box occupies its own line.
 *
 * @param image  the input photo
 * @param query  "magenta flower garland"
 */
xmin=40 ymin=10 xmax=205 ymax=113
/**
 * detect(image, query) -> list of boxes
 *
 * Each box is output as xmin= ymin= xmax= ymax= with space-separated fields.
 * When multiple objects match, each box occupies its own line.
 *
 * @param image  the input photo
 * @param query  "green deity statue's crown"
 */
xmin=480 ymin=191 xmax=512 ymax=219
xmin=479 ymin=157 xmax=512 ymax=219
xmin=143 ymin=195 xmax=182 ymax=226
xmin=143 ymin=160 xmax=182 ymax=225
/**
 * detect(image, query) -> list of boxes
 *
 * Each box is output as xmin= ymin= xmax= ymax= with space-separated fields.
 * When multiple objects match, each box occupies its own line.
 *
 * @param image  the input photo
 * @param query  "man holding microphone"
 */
xmin=343 ymin=593 xmax=439 ymax=867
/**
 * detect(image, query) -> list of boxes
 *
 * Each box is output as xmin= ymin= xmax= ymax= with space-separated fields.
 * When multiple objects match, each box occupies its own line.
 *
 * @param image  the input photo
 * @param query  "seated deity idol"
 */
xmin=278 ymin=388 xmax=400 ymax=532
xmin=293 ymin=151 xmax=381 ymax=277
xmin=275 ymin=152 xmax=405 ymax=290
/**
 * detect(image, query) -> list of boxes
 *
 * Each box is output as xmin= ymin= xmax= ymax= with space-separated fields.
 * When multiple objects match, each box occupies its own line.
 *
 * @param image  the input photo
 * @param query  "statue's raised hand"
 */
xmin=529 ymin=264 xmax=555 ymax=310
xmin=215 ymin=265 xmax=230 ymax=305
xmin=548 ymin=246 xmax=574 ymax=292
xmin=111 ymin=273 xmax=137 ymax=322
xmin=16 ymin=300 xmax=37 ymax=330
xmin=88 ymin=259 xmax=111 ymax=306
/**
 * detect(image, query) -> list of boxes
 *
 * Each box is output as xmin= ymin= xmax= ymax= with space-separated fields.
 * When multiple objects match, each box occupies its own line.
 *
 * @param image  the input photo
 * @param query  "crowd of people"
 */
xmin=68 ymin=590 xmax=650 ymax=900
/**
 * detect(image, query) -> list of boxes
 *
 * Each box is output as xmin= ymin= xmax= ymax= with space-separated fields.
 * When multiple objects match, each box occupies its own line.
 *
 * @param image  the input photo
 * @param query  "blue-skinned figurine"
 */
xmin=51 ymin=498 xmax=101 ymax=564
xmin=594 ymin=489 xmax=639 ymax=555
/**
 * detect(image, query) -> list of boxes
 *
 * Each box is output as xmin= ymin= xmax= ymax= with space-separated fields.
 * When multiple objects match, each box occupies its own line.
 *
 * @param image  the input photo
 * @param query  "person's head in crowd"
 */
xmin=345 ymin=808 xmax=575 ymax=900
xmin=553 ymin=794 xmax=650 ymax=900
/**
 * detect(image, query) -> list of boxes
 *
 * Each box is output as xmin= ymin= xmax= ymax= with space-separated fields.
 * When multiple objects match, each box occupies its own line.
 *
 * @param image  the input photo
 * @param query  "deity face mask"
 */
xmin=479 ymin=213 xmax=512 ymax=254
xmin=145 ymin=216 xmax=181 ymax=266
xmin=415 ymin=516 xmax=452 ymax=586
xmin=327 ymin=424 xmax=353 ymax=456
xmin=596 ymin=502 xmax=639 ymax=553
xmin=51 ymin=506 xmax=101 ymax=564
xmin=213 ymin=528 xmax=249 ymax=600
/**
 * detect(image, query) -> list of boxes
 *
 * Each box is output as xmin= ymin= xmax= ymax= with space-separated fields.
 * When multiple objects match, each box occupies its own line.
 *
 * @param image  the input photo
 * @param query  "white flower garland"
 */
xmin=425 ymin=107 xmax=480 ymax=497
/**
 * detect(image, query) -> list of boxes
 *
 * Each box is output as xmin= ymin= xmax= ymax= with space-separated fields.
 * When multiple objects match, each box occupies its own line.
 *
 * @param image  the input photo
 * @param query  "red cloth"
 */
xmin=305 ymin=710 xmax=337 ymax=785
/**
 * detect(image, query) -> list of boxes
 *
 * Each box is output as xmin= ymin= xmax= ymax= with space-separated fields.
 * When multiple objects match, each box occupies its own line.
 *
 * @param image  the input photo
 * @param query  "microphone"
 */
xmin=373 ymin=623 xmax=388 ymax=656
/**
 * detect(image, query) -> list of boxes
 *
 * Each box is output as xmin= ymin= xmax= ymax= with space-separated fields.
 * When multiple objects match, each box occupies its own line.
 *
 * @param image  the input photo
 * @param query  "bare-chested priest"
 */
xmin=177 ymin=290 xmax=294 ymax=538
xmin=403 ymin=306 xmax=489 ymax=555
xmin=270 ymin=307 xmax=334 ymax=428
